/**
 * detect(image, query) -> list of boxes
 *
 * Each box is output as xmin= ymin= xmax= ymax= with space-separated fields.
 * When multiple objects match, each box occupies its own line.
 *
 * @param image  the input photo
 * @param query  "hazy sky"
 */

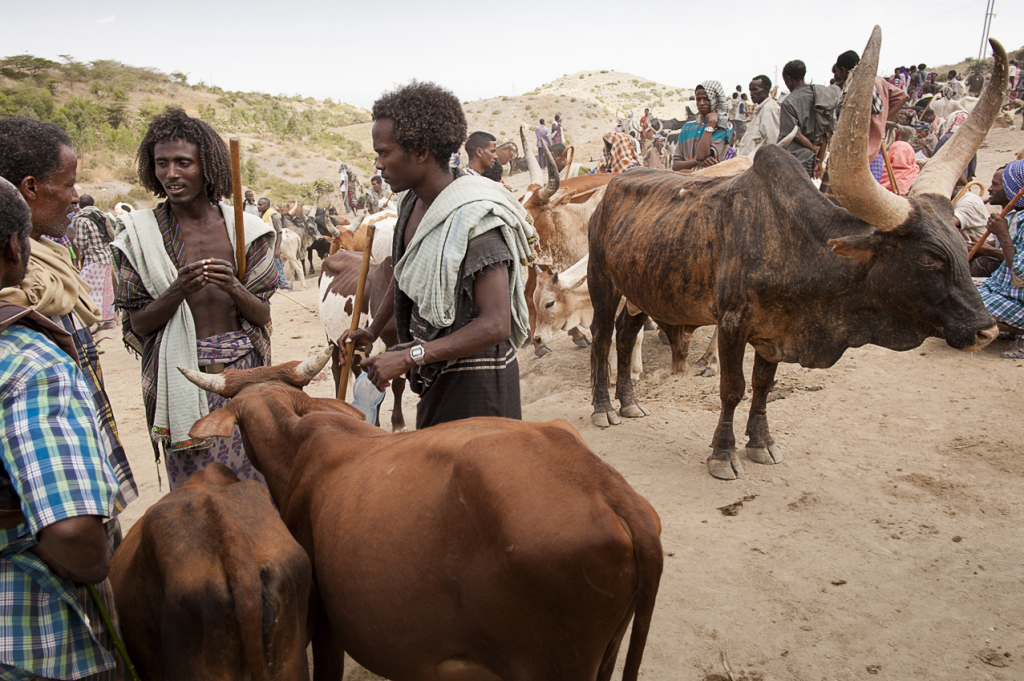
xmin=5 ymin=0 xmax=1021 ymax=108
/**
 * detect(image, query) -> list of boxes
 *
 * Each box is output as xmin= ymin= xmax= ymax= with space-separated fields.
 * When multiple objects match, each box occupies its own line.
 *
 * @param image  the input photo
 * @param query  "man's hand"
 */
xmin=699 ymin=156 xmax=720 ymax=168
xmin=337 ymin=328 xmax=376 ymax=363
xmin=200 ymin=258 xmax=242 ymax=293
xmin=705 ymin=112 xmax=719 ymax=128
xmin=813 ymin=161 xmax=825 ymax=180
xmin=361 ymin=349 xmax=413 ymax=391
xmin=987 ymin=213 xmax=1011 ymax=247
xmin=176 ymin=261 xmax=208 ymax=296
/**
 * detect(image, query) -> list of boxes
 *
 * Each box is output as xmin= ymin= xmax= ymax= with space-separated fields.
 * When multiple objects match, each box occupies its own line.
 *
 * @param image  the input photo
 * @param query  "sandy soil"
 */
xmin=97 ymin=123 xmax=1024 ymax=680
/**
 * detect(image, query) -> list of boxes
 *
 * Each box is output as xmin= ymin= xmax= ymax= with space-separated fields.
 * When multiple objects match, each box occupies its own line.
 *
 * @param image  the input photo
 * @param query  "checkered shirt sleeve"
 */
xmin=0 ymin=325 xmax=120 ymax=680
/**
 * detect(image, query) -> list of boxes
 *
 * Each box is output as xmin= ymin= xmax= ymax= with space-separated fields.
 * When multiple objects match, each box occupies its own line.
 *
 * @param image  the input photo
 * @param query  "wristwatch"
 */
xmin=704 ymin=125 xmax=715 ymax=134
xmin=409 ymin=344 xmax=426 ymax=366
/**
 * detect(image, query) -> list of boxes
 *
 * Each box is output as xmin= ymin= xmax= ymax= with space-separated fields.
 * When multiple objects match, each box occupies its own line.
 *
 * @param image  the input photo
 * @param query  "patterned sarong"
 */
xmin=79 ymin=263 xmax=115 ymax=323
xmin=163 ymin=331 xmax=266 ymax=490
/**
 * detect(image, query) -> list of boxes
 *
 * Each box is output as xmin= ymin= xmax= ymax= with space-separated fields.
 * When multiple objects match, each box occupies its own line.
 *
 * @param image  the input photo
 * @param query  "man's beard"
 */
xmin=167 ymin=190 xmax=202 ymax=206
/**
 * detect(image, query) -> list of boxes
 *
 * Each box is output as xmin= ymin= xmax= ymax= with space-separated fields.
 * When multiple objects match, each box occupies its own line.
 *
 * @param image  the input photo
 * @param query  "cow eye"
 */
xmin=916 ymin=255 xmax=942 ymax=269
xmin=545 ymin=301 xmax=555 ymax=308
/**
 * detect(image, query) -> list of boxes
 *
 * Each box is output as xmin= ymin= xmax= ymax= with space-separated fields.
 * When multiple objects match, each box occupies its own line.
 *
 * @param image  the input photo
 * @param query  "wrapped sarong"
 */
xmin=163 ymin=331 xmax=266 ymax=490
xmin=79 ymin=263 xmax=115 ymax=323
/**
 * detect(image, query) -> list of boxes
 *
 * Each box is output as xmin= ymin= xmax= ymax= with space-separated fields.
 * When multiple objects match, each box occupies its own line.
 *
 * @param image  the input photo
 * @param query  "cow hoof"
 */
xmin=619 ymin=402 xmax=649 ymax=418
xmin=534 ymin=345 xmax=553 ymax=358
xmin=573 ymin=336 xmax=591 ymax=348
xmin=699 ymin=367 xmax=717 ymax=378
xmin=694 ymin=357 xmax=708 ymax=367
xmin=707 ymin=451 xmax=745 ymax=480
xmin=746 ymin=443 xmax=783 ymax=465
xmin=592 ymin=410 xmax=622 ymax=428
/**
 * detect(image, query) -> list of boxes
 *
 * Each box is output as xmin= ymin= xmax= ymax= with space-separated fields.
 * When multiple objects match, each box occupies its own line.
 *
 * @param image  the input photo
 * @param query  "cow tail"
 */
xmin=220 ymin=526 xmax=273 ymax=681
xmin=620 ymin=508 xmax=663 ymax=681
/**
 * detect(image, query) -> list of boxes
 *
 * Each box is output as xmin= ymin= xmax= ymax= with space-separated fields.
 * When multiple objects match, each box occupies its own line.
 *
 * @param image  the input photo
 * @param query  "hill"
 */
xmin=1 ymin=56 xmax=699 ymax=210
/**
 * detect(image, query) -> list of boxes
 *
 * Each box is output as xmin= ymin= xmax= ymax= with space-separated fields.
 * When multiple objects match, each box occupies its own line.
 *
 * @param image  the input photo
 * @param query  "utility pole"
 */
xmin=978 ymin=0 xmax=996 ymax=61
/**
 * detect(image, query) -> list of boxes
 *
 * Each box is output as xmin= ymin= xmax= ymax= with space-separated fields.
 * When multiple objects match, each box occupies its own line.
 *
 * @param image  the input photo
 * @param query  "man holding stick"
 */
xmin=976 ymin=161 xmax=1024 ymax=358
xmin=111 ymin=108 xmax=278 ymax=489
xmin=341 ymin=81 xmax=536 ymax=429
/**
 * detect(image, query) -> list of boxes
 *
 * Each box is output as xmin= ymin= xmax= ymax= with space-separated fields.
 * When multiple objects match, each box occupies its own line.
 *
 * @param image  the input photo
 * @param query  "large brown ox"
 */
xmin=587 ymin=27 xmax=1005 ymax=480
xmin=108 ymin=463 xmax=312 ymax=681
xmin=179 ymin=351 xmax=663 ymax=681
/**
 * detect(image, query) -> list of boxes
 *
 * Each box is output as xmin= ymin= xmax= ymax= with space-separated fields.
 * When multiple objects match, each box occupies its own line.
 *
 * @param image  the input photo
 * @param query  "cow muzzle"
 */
xmin=960 ymin=323 xmax=998 ymax=352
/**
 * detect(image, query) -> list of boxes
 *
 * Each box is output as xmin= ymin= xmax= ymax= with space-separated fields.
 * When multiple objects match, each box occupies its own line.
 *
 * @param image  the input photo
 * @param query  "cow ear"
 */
xmin=828 ymin=234 xmax=884 ymax=262
xmin=190 ymin=407 xmax=238 ymax=440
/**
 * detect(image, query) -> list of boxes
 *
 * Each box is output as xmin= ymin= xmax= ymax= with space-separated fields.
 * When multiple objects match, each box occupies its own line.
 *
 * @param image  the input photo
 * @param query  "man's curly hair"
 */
xmin=0 ymin=117 xmax=73 ymax=188
xmin=372 ymin=81 xmax=467 ymax=170
xmin=137 ymin=108 xmax=232 ymax=201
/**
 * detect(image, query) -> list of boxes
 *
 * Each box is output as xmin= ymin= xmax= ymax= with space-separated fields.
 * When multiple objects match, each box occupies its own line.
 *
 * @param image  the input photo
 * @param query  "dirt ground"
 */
xmin=99 ymin=124 xmax=1024 ymax=681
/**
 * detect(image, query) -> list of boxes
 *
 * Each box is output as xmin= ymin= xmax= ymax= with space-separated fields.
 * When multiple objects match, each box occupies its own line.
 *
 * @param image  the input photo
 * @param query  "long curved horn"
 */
xmin=296 ymin=346 xmax=332 ymax=381
xmin=539 ymin=145 xmax=561 ymax=201
xmin=908 ymin=38 xmax=1008 ymax=198
xmin=828 ymin=25 xmax=912 ymax=232
xmin=177 ymin=366 xmax=227 ymax=395
xmin=650 ymin=118 xmax=662 ymax=132
xmin=520 ymin=126 xmax=543 ymax=185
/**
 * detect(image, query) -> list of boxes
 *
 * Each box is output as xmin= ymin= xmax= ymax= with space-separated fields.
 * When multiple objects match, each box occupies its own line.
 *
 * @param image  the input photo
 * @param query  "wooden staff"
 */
xmin=880 ymin=139 xmax=901 ymax=196
xmin=229 ymin=138 xmax=247 ymax=280
xmin=952 ymin=180 xmax=985 ymax=206
xmin=338 ymin=224 xmax=377 ymax=400
xmin=968 ymin=182 xmax=1024 ymax=260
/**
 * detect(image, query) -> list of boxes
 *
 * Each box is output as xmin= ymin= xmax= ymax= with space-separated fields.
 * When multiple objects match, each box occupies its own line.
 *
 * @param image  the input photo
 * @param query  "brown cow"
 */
xmin=179 ymin=351 xmax=663 ymax=681
xmin=108 ymin=463 xmax=312 ymax=681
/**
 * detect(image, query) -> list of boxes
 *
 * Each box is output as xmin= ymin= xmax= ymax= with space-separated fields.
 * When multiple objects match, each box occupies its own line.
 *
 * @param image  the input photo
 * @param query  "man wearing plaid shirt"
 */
xmin=0 ymin=178 xmax=122 ymax=680
xmin=977 ymin=161 xmax=1024 ymax=358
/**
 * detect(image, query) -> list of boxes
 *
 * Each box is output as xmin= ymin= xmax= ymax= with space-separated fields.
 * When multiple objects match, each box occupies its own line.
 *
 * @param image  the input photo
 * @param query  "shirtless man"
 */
xmin=112 ymin=108 xmax=277 ymax=489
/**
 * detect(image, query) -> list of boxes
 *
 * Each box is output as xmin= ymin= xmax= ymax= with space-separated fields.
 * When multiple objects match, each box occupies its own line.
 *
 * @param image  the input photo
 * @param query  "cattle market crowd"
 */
xmin=0 ymin=27 xmax=1023 ymax=680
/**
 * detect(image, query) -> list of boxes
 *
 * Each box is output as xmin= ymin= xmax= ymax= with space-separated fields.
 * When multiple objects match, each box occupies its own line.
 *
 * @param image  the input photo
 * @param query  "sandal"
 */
xmin=1000 ymin=336 xmax=1024 ymax=359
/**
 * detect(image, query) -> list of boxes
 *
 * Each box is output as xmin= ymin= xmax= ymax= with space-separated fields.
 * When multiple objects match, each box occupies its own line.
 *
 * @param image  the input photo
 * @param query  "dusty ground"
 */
xmin=98 ymin=124 xmax=1024 ymax=680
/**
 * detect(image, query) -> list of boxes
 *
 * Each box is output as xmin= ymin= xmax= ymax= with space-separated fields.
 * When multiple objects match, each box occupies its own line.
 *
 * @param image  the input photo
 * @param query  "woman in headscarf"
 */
xmin=670 ymin=80 xmax=733 ymax=172
xmin=596 ymin=131 xmax=641 ymax=173
xmin=878 ymin=140 xmax=920 ymax=195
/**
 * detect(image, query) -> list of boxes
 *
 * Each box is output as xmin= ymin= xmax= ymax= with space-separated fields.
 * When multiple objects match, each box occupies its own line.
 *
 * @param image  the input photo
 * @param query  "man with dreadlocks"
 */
xmin=340 ymin=81 xmax=537 ymax=429
xmin=111 ymin=108 xmax=278 ymax=490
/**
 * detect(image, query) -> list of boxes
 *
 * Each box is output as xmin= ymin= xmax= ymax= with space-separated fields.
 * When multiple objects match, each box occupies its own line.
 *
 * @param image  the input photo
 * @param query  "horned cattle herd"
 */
xmin=102 ymin=27 xmax=1019 ymax=681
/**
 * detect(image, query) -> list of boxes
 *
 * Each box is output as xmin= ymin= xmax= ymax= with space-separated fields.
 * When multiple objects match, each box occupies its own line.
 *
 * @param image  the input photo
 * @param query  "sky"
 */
xmin=5 ymin=0 xmax=1022 ymax=108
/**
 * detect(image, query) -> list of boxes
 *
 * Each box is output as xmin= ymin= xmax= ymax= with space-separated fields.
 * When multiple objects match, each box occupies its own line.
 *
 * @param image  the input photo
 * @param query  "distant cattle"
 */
xmin=109 ymin=463 xmax=312 ymax=681
xmin=278 ymin=228 xmax=305 ymax=290
xmin=180 ymin=352 xmax=663 ymax=681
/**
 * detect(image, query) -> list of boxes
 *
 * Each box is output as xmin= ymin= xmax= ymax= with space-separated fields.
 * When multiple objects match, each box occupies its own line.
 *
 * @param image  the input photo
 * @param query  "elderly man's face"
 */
xmin=25 ymin=145 xmax=78 ymax=239
xmin=257 ymin=198 xmax=270 ymax=213
xmin=749 ymin=79 xmax=768 ymax=105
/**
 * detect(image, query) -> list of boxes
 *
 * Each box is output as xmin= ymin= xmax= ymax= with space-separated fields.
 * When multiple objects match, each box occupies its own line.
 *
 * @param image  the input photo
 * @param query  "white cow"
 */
xmin=278 ymin=228 xmax=305 ymax=290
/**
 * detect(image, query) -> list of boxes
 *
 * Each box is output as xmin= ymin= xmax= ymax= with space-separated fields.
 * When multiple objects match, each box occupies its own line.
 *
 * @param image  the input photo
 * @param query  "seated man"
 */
xmin=342 ymin=81 xmax=537 ymax=429
xmin=598 ymin=132 xmax=642 ymax=174
xmin=0 ymin=178 xmax=123 ymax=681
xmin=976 ymin=161 xmax=1024 ymax=358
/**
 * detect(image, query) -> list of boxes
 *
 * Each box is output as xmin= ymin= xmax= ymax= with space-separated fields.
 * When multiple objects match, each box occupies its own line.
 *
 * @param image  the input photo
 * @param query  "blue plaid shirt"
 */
xmin=0 ymin=324 xmax=120 ymax=680
xmin=978 ymin=212 xmax=1024 ymax=327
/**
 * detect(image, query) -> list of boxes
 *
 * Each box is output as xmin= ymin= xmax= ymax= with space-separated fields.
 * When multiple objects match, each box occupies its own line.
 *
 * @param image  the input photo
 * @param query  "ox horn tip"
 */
xmin=177 ymin=365 xmax=228 ymax=395
xmin=296 ymin=346 xmax=333 ymax=382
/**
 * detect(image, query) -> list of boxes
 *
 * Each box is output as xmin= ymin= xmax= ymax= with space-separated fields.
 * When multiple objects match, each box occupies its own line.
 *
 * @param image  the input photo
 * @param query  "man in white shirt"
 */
xmin=737 ymin=75 xmax=781 ymax=158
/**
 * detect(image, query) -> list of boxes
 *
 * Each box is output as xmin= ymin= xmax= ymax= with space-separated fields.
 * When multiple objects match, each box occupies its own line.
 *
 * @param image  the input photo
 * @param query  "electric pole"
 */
xmin=978 ymin=0 xmax=996 ymax=61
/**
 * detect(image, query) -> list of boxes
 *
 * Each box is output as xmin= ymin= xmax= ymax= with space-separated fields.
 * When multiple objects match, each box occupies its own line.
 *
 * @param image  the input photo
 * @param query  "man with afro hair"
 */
xmin=111 ymin=107 xmax=278 ymax=490
xmin=341 ymin=81 xmax=538 ymax=429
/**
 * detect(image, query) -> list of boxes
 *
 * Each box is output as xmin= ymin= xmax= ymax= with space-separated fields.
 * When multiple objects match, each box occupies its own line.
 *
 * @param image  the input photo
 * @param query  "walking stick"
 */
xmin=968 ymin=182 xmax=1024 ymax=260
xmin=952 ymin=180 xmax=985 ymax=206
xmin=86 ymin=584 xmax=142 ymax=681
xmin=229 ymin=138 xmax=247 ymax=280
xmin=337 ymin=224 xmax=377 ymax=401
xmin=880 ymin=139 xmax=901 ymax=196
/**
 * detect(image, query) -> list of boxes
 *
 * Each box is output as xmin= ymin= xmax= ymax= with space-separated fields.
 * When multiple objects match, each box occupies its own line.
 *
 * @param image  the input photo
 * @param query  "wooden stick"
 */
xmin=952 ymin=180 xmax=985 ymax=206
xmin=275 ymin=290 xmax=314 ymax=312
xmin=229 ymin=138 xmax=247 ymax=280
xmin=338 ymin=224 xmax=377 ymax=400
xmin=880 ymin=139 xmax=901 ymax=196
xmin=968 ymin=183 xmax=1024 ymax=260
